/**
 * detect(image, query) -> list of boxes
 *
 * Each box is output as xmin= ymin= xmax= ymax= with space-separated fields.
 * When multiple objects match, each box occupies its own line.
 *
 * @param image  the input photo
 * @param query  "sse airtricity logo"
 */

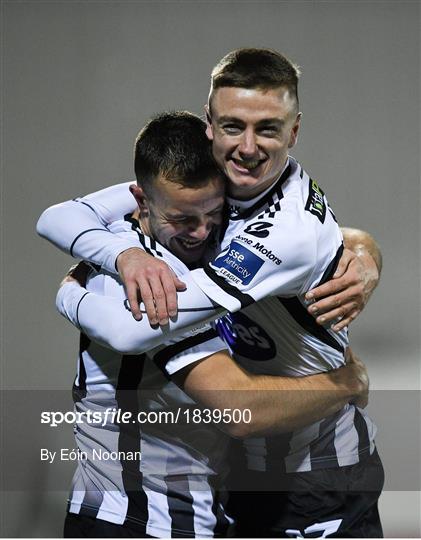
xmin=212 ymin=241 xmax=264 ymax=285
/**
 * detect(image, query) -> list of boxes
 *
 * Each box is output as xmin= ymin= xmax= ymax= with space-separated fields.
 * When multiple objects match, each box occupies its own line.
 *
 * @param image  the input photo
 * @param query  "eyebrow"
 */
xmin=256 ymin=119 xmax=285 ymax=128
xmin=166 ymin=204 xmax=224 ymax=219
xmin=217 ymin=115 xmax=245 ymax=124
xmin=207 ymin=204 xmax=225 ymax=214
xmin=165 ymin=212 xmax=190 ymax=218
xmin=217 ymin=116 xmax=285 ymax=127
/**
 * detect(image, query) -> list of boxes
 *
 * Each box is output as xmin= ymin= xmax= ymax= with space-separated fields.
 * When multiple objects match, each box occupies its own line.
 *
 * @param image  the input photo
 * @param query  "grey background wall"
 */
xmin=2 ymin=0 xmax=420 ymax=537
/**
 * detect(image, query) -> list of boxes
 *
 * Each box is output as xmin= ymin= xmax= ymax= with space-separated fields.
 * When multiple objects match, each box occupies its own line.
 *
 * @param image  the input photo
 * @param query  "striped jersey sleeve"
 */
xmin=151 ymin=327 xmax=228 ymax=376
xmin=56 ymin=273 xmax=226 ymax=355
xmin=36 ymin=182 xmax=138 ymax=274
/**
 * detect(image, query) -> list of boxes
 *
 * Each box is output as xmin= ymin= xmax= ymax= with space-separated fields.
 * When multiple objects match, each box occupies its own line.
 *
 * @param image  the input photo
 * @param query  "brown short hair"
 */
xmin=134 ymin=111 xmax=223 ymax=197
xmin=209 ymin=48 xmax=300 ymax=110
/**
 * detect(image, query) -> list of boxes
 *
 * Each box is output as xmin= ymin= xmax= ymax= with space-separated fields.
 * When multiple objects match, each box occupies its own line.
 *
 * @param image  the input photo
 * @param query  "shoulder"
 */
xmin=110 ymin=217 xmax=190 ymax=278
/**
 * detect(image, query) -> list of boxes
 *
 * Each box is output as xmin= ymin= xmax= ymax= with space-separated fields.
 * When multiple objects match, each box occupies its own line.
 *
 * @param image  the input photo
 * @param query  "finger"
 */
xmin=137 ymin=279 xmax=158 ymax=325
xmin=331 ymin=308 xmax=360 ymax=332
xmin=305 ymin=278 xmax=349 ymax=303
xmin=160 ymin=275 xmax=179 ymax=319
xmin=307 ymin=284 xmax=361 ymax=315
xmin=306 ymin=257 xmax=363 ymax=303
xmin=148 ymin=275 xmax=170 ymax=325
xmin=330 ymin=318 xmax=349 ymax=333
xmin=126 ymin=282 xmax=142 ymax=321
xmin=174 ymin=277 xmax=187 ymax=291
xmin=333 ymin=248 xmax=355 ymax=278
xmin=307 ymin=289 xmax=361 ymax=322
xmin=313 ymin=302 xmax=358 ymax=326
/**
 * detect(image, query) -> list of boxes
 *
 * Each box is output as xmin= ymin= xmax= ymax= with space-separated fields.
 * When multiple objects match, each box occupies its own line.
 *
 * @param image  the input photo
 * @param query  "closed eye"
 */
xmin=258 ymin=126 xmax=280 ymax=136
xmin=166 ymin=216 xmax=189 ymax=223
xmin=222 ymin=124 xmax=243 ymax=135
xmin=207 ymin=207 xmax=223 ymax=217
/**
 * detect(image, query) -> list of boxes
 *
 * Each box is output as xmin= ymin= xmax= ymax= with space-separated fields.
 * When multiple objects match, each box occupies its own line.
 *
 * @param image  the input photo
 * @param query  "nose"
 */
xmin=238 ymin=128 xmax=258 ymax=157
xmin=189 ymin=216 xmax=213 ymax=241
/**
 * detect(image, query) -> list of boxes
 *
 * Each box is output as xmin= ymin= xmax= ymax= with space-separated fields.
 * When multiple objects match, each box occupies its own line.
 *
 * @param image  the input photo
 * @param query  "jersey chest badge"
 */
xmin=211 ymin=241 xmax=264 ymax=285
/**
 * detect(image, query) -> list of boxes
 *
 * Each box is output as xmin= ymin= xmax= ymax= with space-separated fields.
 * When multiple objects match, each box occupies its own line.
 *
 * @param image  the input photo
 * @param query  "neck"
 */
xmin=228 ymin=175 xmax=279 ymax=201
xmin=228 ymin=158 xmax=289 ymax=201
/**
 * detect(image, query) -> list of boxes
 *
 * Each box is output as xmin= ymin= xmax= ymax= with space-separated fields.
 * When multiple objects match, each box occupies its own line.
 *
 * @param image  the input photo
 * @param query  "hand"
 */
xmin=305 ymin=248 xmax=380 ymax=332
xmin=344 ymin=348 xmax=369 ymax=409
xmin=60 ymin=261 xmax=91 ymax=288
xmin=116 ymin=247 xmax=186 ymax=325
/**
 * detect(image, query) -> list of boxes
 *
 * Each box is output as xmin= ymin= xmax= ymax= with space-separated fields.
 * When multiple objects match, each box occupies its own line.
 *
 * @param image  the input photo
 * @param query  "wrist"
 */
xmin=355 ymin=245 xmax=381 ymax=275
xmin=116 ymin=247 xmax=143 ymax=273
xmin=328 ymin=365 xmax=364 ymax=400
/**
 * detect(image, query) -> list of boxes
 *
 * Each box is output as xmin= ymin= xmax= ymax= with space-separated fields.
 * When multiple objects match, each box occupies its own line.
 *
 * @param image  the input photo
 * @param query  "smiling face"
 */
xmin=132 ymin=175 xmax=225 ymax=265
xmin=206 ymin=86 xmax=301 ymax=200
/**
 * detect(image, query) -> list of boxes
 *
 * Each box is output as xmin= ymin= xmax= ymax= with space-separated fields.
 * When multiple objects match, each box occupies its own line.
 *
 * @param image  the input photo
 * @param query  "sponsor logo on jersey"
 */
xmin=234 ymin=235 xmax=282 ymax=265
xmin=186 ymin=323 xmax=211 ymax=336
xmin=234 ymin=229 xmax=282 ymax=266
xmin=229 ymin=204 xmax=241 ymax=217
xmin=243 ymin=221 xmax=273 ymax=238
xmin=212 ymin=241 xmax=264 ymax=285
xmin=252 ymin=241 xmax=282 ymax=265
xmin=305 ymin=178 xmax=326 ymax=223
xmin=227 ymin=312 xmax=276 ymax=361
xmin=235 ymin=234 xmax=254 ymax=246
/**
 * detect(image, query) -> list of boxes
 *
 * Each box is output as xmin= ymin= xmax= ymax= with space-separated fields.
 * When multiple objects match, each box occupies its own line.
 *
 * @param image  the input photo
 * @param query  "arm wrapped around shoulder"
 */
xmin=56 ymin=274 xmax=226 ymax=354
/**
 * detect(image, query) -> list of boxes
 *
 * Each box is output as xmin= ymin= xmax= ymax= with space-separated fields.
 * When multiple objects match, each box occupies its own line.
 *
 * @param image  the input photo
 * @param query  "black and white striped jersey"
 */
xmin=66 ymin=219 xmax=233 ymax=538
xmin=216 ymin=305 xmax=376 ymax=473
xmin=49 ymin=157 xmax=377 ymax=477
xmin=190 ymin=157 xmax=377 ymax=472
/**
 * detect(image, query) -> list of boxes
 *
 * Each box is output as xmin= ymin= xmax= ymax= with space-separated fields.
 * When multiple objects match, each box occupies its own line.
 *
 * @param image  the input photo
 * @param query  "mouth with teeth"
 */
xmin=171 ymin=236 xmax=208 ymax=264
xmin=231 ymin=157 xmax=265 ymax=172
xmin=175 ymin=238 xmax=205 ymax=250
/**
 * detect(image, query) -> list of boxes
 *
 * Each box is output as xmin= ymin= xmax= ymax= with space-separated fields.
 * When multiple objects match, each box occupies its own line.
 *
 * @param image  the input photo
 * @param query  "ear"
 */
xmin=130 ymin=184 xmax=149 ymax=214
xmin=288 ymin=112 xmax=302 ymax=149
xmin=204 ymin=104 xmax=214 ymax=141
